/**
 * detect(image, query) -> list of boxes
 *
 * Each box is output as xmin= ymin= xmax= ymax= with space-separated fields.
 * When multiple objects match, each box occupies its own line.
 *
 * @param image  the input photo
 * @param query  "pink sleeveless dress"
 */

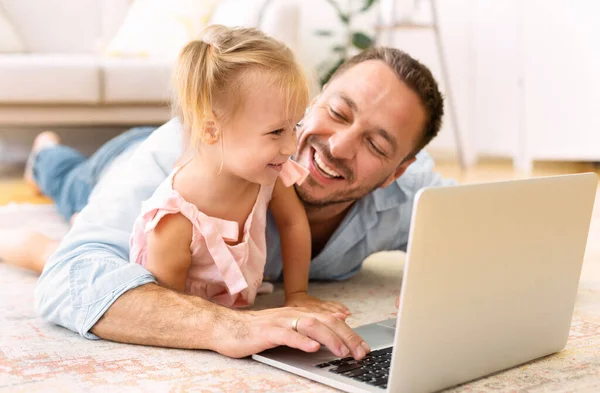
xmin=129 ymin=159 xmax=309 ymax=308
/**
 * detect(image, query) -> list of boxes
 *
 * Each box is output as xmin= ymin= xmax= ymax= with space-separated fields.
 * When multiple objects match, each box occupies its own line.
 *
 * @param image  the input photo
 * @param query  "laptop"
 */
xmin=253 ymin=173 xmax=598 ymax=393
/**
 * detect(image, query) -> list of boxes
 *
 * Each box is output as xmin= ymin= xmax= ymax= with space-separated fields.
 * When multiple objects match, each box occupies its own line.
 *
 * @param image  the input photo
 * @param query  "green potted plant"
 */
xmin=316 ymin=0 xmax=378 ymax=86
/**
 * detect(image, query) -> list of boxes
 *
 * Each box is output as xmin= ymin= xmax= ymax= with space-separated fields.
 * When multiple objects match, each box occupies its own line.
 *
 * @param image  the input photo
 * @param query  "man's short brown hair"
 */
xmin=329 ymin=47 xmax=444 ymax=158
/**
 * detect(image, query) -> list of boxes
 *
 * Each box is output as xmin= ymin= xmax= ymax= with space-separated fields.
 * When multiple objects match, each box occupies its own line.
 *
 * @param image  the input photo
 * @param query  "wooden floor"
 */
xmin=0 ymin=179 xmax=51 ymax=205
xmin=437 ymin=158 xmax=600 ymax=184
xmin=0 ymin=158 xmax=598 ymax=206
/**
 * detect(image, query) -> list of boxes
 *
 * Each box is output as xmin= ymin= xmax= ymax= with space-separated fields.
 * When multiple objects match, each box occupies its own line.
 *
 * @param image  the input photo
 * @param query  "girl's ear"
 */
xmin=202 ymin=112 xmax=220 ymax=145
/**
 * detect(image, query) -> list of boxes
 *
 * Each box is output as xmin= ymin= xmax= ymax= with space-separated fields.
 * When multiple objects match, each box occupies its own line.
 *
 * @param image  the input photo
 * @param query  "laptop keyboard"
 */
xmin=315 ymin=346 xmax=393 ymax=389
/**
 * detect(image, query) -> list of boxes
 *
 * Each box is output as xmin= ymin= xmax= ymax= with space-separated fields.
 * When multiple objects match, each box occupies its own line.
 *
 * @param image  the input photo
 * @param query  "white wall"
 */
xmin=294 ymin=0 xmax=471 ymax=159
xmin=523 ymin=0 xmax=600 ymax=161
xmin=293 ymin=0 xmax=600 ymax=165
xmin=472 ymin=0 xmax=520 ymax=158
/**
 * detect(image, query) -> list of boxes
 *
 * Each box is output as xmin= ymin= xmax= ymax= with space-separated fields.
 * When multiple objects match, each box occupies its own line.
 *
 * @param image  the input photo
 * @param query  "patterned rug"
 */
xmin=1 ymin=201 xmax=600 ymax=393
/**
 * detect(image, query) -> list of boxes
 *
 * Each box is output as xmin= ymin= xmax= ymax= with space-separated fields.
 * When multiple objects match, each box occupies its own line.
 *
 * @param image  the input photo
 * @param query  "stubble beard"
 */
xmin=294 ymin=177 xmax=387 ymax=209
xmin=293 ymin=135 xmax=388 ymax=209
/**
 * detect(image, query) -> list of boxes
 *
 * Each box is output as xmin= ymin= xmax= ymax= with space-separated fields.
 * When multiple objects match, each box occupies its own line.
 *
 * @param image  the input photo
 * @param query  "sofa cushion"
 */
xmin=0 ymin=3 xmax=24 ymax=52
xmin=0 ymin=54 xmax=100 ymax=103
xmin=105 ymin=0 xmax=219 ymax=58
xmin=208 ymin=0 xmax=269 ymax=27
xmin=101 ymin=57 xmax=172 ymax=103
xmin=0 ymin=0 xmax=103 ymax=53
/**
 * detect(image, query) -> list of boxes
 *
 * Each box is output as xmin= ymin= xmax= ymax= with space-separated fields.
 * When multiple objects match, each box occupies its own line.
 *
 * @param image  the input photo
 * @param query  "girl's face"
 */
xmin=212 ymin=73 xmax=303 ymax=186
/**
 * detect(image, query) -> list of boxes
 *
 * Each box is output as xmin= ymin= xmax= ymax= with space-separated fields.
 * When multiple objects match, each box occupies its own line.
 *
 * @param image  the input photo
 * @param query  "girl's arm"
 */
xmin=269 ymin=179 xmax=350 ymax=316
xmin=269 ymin=178 xmax=311 ymax=297
xmin=145 ymin=213 xmax=193 ymax=292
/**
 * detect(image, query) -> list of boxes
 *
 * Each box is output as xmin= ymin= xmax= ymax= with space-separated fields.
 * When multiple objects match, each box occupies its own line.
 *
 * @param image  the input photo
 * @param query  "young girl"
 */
xmin=129 ymin=25 xmax=349 ymax=314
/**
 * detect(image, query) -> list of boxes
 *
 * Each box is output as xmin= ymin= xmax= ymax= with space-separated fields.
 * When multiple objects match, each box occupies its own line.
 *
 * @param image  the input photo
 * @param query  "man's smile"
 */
xmin=313 ymin=149 xmax=343 ymax=179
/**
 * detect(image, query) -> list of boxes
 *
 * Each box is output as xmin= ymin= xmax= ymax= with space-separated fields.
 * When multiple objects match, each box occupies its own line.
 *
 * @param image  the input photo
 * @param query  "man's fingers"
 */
xmin=256 ymin=309 xmax=368 ymax=360
xmin=292 ymin=316 xmax=350 ymax=358
xmin=271 ymin=327 xmax=321 ymax=353
xmin=312 ymin=313 xmax=370 ymax=360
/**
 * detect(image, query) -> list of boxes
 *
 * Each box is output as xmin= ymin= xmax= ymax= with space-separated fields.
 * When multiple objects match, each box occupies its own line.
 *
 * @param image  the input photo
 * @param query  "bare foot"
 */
xmin=24 ymin=131 xmax=61 ymax=194
xmin=0 ymin=230 xmax=58 ymax=274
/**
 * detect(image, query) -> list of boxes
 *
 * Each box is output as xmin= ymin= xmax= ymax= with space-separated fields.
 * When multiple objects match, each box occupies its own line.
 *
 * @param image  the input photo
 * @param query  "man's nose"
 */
xmin=329 ymin=128 xmax=358 ymax=160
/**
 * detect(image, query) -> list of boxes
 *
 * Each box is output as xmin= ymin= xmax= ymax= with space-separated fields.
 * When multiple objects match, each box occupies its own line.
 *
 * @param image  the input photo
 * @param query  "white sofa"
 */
xmin=0 ymin=0 xmax=301 ymax=127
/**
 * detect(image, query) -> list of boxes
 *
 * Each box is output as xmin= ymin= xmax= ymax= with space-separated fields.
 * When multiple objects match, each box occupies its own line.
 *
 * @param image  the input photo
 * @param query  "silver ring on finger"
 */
xmin=292 ymin=317 xmax=301 ymax=332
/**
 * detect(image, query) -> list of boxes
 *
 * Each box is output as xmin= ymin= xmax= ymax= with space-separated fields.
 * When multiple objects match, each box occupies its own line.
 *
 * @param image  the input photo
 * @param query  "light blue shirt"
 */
xmin=35 ymin=118 xmax=455 ymax=339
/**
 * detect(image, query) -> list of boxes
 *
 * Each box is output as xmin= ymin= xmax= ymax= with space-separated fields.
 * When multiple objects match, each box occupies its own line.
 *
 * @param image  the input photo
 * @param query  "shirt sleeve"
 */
xmin=34 ymin=119 xmax=183 ymax=339
xmin=406 ymin=150 xmax=458 ymax=190
xmin=393 ymin=150 xmax=456 ymax=252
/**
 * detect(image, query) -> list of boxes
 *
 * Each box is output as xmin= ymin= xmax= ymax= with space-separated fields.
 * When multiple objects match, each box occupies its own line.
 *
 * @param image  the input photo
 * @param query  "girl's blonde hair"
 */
xmin=172 ymin=25 xmax=309 ymax=147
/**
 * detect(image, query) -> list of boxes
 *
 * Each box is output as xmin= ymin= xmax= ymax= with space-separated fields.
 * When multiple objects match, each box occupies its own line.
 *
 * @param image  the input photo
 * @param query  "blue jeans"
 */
xmin=33 ymin=127 xmax=156 ymax=221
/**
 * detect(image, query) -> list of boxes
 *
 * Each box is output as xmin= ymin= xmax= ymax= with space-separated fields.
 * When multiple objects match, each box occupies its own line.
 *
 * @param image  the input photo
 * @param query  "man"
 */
xmin=35 ymin=47 xmax=452 ymax=360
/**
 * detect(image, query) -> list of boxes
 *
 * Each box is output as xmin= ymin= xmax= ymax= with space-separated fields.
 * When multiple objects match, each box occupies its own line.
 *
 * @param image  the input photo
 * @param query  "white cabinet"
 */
xmin=522 ymin=0 xmax=600 ymax=168
xmin=474 ymin=0 xmax=600 ymax=170
xmin=472 ymin=0 xmax=521 ymax=159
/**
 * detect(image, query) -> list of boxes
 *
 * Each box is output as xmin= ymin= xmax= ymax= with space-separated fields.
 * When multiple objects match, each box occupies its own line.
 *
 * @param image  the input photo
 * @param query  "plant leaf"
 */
xmin=361 ymin=0 xmax=377 ymax=12
xmin=320 ymin=57 xmax=346 ymax=87
xmin=325 ymin=0 xmax=351 ymax=24
xmin=352 ymin=32 xmax=374 ymax=49
xmin=315 ymin=29 xmax=333 ymax=36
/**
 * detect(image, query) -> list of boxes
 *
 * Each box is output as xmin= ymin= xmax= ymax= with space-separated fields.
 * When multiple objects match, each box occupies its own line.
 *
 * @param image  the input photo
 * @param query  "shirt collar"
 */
xmin=369 ymin=179 xmax=408 ymax=212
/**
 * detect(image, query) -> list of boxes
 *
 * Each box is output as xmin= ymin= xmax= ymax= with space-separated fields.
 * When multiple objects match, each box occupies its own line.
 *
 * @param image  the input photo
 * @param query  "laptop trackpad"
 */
xmin=353 ymin=319 xmax=397 ymax=350
xmin=375 ymin=318 xmax=397 ymax=329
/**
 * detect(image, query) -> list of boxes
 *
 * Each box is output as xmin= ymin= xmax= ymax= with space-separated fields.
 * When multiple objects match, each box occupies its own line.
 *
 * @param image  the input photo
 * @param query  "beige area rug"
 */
xmin=1 ymin=201 xmax=600 ymax=393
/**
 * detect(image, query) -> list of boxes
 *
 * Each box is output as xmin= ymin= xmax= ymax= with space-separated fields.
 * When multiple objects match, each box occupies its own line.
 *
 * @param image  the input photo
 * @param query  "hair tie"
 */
xmin=202 ymin=39 xmax=214 ymax=53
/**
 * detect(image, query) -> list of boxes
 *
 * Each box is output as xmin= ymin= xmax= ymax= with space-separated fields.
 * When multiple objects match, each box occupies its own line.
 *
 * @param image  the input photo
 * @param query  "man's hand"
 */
xmin=91 ymin=284 xmax=368 ymax=361
xmin=212 ymin=306 xmax=370 ymax=360
xmin=284 ymin=292 xmax=351 ymax=317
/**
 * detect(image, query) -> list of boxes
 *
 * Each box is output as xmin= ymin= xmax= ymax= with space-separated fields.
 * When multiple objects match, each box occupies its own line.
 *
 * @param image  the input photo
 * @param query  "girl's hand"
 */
xmin=284 ymin=292 xmax=351 ymax=317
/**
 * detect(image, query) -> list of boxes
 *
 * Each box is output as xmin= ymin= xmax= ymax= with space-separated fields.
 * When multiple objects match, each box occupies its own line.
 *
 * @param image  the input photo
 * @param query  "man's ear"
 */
xmin=380 ymin=156 xmax=417 ymax=189
xmin=202 ymin=112 xmax=220 ymax=145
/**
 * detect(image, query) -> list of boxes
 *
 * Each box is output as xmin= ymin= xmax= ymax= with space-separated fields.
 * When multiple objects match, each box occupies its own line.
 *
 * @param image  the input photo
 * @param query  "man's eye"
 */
xmin=368 ymin=139 xmax=385 ymax=156
xmin=270 ymin=129 xmax=284 ymax=136
xmin=329 ymin=108 xmax=345 ymax=121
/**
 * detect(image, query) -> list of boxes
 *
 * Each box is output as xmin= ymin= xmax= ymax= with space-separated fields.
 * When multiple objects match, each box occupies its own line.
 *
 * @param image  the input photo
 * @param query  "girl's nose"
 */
xmin=281 ymin=130 xmax=298 ymax=156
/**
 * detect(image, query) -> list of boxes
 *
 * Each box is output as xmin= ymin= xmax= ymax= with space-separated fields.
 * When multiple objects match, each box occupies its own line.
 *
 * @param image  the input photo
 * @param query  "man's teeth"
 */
xmin=314 ymin=151 xmax=342 ymax=178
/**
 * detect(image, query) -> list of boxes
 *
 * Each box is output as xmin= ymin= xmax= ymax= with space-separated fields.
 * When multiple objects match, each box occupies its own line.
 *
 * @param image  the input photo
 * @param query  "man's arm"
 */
xmin=34 ymin=119 xmax=370 ymax=359
xmin=92 ymin=283 xmax=369 ymax=359
xmin=35 ymin=119 xmax=183 ymax=338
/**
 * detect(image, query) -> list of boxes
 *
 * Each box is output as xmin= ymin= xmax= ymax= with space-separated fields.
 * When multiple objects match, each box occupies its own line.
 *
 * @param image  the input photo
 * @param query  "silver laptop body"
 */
xmin=253 ymin=173 xmax=597 ymax=393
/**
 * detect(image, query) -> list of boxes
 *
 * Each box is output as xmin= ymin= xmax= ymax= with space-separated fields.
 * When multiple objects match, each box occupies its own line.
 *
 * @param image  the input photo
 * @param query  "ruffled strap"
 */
xmin=193 ymin=213 xmax=248 ymax=295
xmin=279 ymin=159 xmax=309 ymax=187
xmin=142 ymin=190 xmax=195 ymax=233
xmin=130 ymin=189 xmax=192 ymax=267
xmin=142 ymin=182 xmax=240 ymax=243
xmin=143 ymin=190 xmax=248 ymax=295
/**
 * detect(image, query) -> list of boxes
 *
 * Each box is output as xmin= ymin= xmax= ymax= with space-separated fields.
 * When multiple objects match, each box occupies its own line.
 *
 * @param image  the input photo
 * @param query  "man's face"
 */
xmin=294 ymin=60 xmax=426 ymax=208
